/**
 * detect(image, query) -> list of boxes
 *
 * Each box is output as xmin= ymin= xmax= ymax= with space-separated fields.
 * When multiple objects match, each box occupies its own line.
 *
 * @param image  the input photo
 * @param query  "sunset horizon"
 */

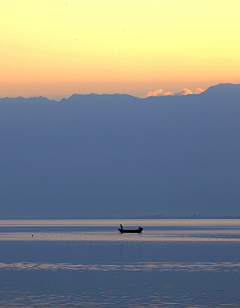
xmin=1 ymin=1 xmax=239 ymax=100
xmin=1 ymin=82 xmax=239 ymax=101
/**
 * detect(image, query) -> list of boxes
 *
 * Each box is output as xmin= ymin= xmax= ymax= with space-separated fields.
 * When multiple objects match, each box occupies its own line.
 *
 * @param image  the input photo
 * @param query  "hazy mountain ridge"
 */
xmin=0 ymin=84 xmax=239 ymax=218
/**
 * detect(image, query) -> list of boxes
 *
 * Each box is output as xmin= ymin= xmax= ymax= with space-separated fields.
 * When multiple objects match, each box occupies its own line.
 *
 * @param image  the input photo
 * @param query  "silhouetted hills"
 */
xmin=62 ymin=93 xmax=138 ymax=102
xmin=1 ymin=96 xmax=56 ymax=104
xmin=0 ymin=83 xmax=239 ymax=218
xmin=201 ymin=83 xmax=240 ymax=100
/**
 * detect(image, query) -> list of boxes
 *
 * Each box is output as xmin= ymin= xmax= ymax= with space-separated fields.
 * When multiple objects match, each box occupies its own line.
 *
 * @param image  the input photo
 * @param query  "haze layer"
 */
xmin=0 ymin=84 xmax=239 ymax=218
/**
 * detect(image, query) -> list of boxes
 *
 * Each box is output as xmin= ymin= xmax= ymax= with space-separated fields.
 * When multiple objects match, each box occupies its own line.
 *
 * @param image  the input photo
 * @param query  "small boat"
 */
xmin=118 ymin=224 xmax=143 ymax=234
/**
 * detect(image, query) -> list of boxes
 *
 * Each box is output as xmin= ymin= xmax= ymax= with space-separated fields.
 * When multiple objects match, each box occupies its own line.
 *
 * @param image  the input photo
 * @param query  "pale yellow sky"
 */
xmin=1 ymin=0 xmax=240 ymax=99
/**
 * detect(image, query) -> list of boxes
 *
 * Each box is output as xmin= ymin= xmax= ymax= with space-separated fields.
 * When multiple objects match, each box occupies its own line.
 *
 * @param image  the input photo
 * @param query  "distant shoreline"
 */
xmin=1 ymin=216 xmax=240 ymax=220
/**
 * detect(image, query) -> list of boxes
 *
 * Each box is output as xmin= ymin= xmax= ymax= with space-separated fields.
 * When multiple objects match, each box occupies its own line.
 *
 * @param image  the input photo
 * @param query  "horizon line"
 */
xmin=0 ymin=82 xmax=239 ymax=101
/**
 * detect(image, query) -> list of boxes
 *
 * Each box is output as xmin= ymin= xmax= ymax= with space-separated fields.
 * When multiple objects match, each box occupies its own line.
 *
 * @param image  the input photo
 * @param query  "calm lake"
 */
xmin=0 ymin=219 xmax=240 ymax=307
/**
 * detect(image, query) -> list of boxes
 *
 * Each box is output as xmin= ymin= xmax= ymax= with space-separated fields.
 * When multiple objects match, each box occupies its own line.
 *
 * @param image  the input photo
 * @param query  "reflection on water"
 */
xmin=1 ymin=261 xmax=240 ymax=272
xmin=1 ymin=218 xmax=240 ymax=227
xmin=1 ymin=230 xmax=240 ymax=242
xmin=1 ymin=219 xmax=240 ymax=242
xmin=0 ymin=219 xmax=240 ymax=307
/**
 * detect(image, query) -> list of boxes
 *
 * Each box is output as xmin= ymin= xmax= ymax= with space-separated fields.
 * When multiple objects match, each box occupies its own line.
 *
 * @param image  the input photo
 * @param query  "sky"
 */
xmin=1 ymin=0 xmax=240 ymax=100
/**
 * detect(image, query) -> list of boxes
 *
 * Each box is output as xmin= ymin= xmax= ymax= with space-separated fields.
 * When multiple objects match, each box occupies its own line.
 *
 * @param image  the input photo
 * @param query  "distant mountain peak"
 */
xmin=68 ymin=93 xmax=135 ymax=98
xmin=203 ymin=83 xmax=240 ymax=97
xmin=61 ymin=93 xmax=139 ymax=103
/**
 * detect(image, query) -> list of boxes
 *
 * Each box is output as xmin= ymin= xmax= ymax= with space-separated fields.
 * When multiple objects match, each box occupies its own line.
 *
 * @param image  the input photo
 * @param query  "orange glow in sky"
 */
xmin=1 ymin=0 xmax=240 ymax=99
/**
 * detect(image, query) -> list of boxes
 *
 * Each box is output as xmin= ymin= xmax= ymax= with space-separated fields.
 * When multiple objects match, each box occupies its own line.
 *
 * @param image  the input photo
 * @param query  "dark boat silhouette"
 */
xmin=118 ymin=224 xmax=143 ymax=234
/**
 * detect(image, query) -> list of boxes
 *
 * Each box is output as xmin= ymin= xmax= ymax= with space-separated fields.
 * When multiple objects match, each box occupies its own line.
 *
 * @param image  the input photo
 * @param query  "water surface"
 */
xmin=0 ymin=219 xmax=240 ymax=307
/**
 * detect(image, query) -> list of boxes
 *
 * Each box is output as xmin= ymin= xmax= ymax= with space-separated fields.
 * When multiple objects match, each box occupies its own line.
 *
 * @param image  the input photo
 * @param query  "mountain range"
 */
xmin=0 ymin=83 xmax=239 ymax=218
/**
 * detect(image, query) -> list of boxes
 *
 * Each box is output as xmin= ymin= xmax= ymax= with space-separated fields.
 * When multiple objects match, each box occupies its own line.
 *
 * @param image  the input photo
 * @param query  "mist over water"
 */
xmin=0 ymin=219 xmax=240 ymax=307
